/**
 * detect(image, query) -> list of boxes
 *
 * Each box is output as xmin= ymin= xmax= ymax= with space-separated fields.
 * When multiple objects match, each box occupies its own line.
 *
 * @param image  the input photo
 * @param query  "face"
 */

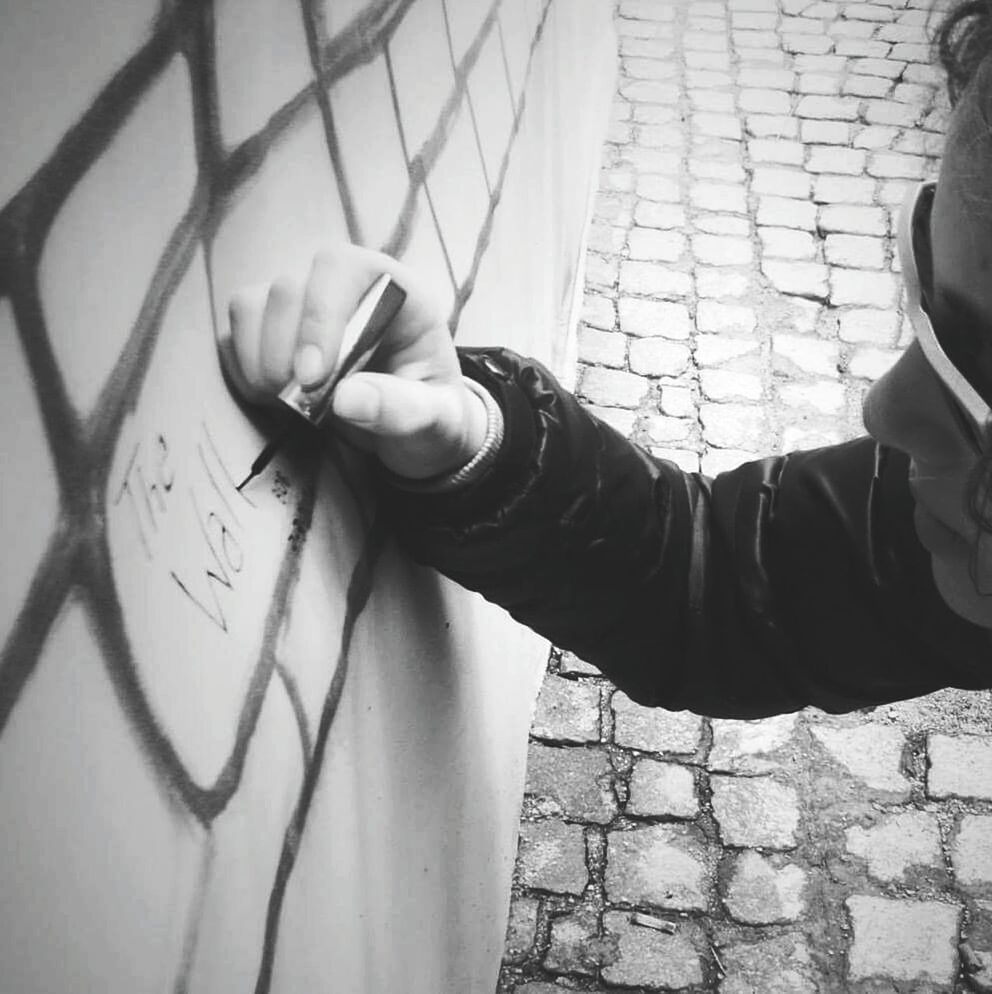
xmin=863 ymin=130 xmax=992 ymax=627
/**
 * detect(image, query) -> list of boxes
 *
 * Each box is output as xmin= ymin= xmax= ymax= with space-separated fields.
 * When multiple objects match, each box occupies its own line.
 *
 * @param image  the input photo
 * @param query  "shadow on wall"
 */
xmin=0 ymin=0 xmax=614 ymax=992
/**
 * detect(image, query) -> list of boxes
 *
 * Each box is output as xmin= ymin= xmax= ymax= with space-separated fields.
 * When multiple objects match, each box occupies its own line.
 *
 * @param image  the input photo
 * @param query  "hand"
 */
xmin=223 ymin=244 xmax=488 ymax=481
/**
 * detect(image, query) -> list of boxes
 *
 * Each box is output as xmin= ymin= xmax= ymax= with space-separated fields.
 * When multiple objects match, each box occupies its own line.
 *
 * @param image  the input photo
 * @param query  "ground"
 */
xmin=496 ymin=0 xmax=992 ymax=991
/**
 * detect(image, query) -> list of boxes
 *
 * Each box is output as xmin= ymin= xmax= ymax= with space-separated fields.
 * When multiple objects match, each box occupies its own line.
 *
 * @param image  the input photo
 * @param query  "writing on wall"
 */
xmin=0 ymin=0 xmax=613 ymax=990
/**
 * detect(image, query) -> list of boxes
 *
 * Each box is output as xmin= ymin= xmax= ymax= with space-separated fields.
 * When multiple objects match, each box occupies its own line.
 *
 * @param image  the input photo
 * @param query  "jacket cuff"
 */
xmin=374 ymin=347 xmax=538 ymax=524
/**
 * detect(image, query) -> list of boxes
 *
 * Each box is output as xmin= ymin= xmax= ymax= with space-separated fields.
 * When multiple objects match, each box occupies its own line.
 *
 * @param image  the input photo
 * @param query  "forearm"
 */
xmin=376 ymin=348 xmax=992 ymax=717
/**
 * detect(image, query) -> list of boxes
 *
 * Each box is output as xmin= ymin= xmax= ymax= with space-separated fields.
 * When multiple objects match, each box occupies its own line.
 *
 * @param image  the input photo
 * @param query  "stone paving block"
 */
xmin=629 ymin=337 xmax=692 ymax=376
xmin=525 ymin=743 xmax=618 ymax=824
xmin=696 ymin=213 xmax=751 ymax=236
xmin=722 ymin=850 xmax=807 ymax=923
xmin=580 ymin=365 xmax=652 ymax=408
xmin=819 ymin=203 xmax=888 ymax=235
xmin=773 ymin=334 xmax=840 ymax=376
xmin=814 ymin=174 xmax=876 ymax=204
xmin=691 ymin=180 xmax=749 ymax=213
xmin=800 ymin=118 xmax=852 ymax=144
xmin=628 ymin=226 xmax=686 ymax=262
xmin=779 ymin=380 xmax=845 ymax=414
xmin=620 ymin=260 xmax=693 ymax=298
xmin=696 ymin=334 xmax=761 ymax=366
xmin=806 ymin=146 xmax=867 ymax=175
xmin=620 ymin=297 xmax=692 ymax=339
xmin=701 ymin=403 xmax=767 ymax=449
xmin=628 ymin=758 xmax=700 ymax=818
xmin=696 ymin=267 xmax=753 ymax=298
xmin=740 ymin=88 xmax=793 ymax=115
xmin=637 ymin=173 xmax=681 ymax=202
xmin=952 ymin=815 xmax=992 ymax=895
xmin=634 ymin=199 xmax=687 ymax=229
xmin=577 ymin=327 xmax=626 ymax=368
xmin=830 ymin=267 xmax=899 ymax=307
xmin=929 ymin=736 xmax=992 ymax=800
xmin=584 ymin=252 xmax=619 ymax=292
xmin=718 ymin=933 xmax=819 ymax=994
xmin=824 ymin=233 xmax=886 ymax=268
xmin=749 ymin=138 xmax=805 ymax=165
xmin=812 ymin=723 xmax=911 ymax=798
xmin=659 ymin=384 xmax=696 ymax=418
xmin=864 ymin=98 xmax=921 ymax=127
xmin=848 ymin=345 xmax=900 ymax=379
xmin=601 ymin=911 xmax=705 ymax=988
xmin=797 ymin=72 xmax=843 ymax=96
xmin=544 ymin=904 xmax=602 ymax=975
xmin=531 ymin=675 xmax=601 ymax=744
xmin=838 ymin=308 xmax=900 ymax=343
xmin=756 ymin=196 xmax=818 ymax=230
xmin=503 ymin=896 xmax=540 ymax=963
xmin=763 ymin=260 xmax=829 ymax=298
xmin=642 ymin=414 xmax=694 ymax=446
xmin=693 ymin=232 xmax=754 ymax=265
xmin=612 ymin=693 xmax=703 ymax=754
xmin=844 ymin=74 xmax=894 ymax=99
xmin=759 ymin=226 xmax=817 ymax=259
xmin=752 ymin=165 xmax=813 ymax=198
xmin=701 ymin=368 xmax=763 ymax=401
xmin=711 ymin=775 xmax=801 ymax=849
xmin=845 ymin=811 xmax=943 ymax=881
xmin=855 ymin=123 xmax=900 ymax=149
xmin=517 ymin=820 xmax=588 ymax=895
xmin=582 ymin=292 xmax=616 ymax=331
xmin=747 ymin=113 xmax=801 ymax=138
xmin=709 ymin=714 xmax=799 ymax=773
xmin=869 ymin=151 xmax=929 ymax=179
xmin=697 ymin=301 xmax=759 ymax=335
xmin=846 ymin=896 xmax=962 ymax=983
xmin=606 ymin=823 xmax=711 ymax=910
xmin=795 ymin=95 xmax=860 ymax=120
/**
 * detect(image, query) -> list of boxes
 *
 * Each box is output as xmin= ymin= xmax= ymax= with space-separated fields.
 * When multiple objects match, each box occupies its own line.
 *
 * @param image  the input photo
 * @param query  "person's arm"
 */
xmin=377 ymin=347 xmax=992 ymax=718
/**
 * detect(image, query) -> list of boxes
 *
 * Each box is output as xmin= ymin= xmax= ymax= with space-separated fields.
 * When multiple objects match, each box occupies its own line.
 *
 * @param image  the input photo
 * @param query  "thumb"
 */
xmin=331 ymin=372 xmax=483 ymax=479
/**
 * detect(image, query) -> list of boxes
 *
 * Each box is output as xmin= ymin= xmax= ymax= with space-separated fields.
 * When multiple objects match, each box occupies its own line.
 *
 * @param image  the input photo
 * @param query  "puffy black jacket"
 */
xmin=378 ymin=348 xmax=992 ymax=718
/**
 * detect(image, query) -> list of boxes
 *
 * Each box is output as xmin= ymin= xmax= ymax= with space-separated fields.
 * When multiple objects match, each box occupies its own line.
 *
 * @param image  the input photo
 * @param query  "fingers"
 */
xmin=225 ymin=244 xmax=453 ymax=412
xmin=226 ymin=283 xmax=270 ymax=402
xmin=258 ymin=277 xmax=302 ymax=392
xmin=294 ymin=250 xmax=377 ymax=387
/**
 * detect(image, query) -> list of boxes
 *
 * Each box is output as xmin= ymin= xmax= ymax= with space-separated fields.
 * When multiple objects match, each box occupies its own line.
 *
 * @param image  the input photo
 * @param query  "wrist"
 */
xmin=384 ymin=377 xmax=504 ymax=492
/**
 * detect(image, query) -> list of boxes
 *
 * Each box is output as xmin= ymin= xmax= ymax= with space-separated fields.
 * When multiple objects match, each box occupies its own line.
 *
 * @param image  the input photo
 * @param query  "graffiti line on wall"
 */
xmin=0 ymin=0 xmax=554 ymax=987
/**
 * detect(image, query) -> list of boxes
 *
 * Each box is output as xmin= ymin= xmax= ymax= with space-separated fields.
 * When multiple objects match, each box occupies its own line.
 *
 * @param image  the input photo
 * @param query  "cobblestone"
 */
xmin=845 ymin=811 xmax=943 ymax=881
xmin=601 ymin=912 xmax=704 ymax=987
xmin=847 ymin=896 xmax=962 ymax=983
xmin=627 ymin=758 xmax=699 ymax=818
xmin=711 ymin=775 xmax=801 ymax=849
xmin=525 ymin=744 xmax=618 ymax=824
xmin=500 ymin=4 xmax=992 ymax=990
xmin=606 ymin=823 xmax=711 ymax=909
xmin=722 ymin=850 xmax=807 ymax=923
xmin=928 ymin=734 xmax=992 ymax=800
xmin=612 ymin=694 xmax=703 ymax=753
xmin=517 ymin=820 xmax=589 ymax=895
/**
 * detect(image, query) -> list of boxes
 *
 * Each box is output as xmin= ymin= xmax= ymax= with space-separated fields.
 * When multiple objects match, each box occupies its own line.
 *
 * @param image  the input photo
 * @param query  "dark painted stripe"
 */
xmin=252 ymin=518 xmax=388 ymax=994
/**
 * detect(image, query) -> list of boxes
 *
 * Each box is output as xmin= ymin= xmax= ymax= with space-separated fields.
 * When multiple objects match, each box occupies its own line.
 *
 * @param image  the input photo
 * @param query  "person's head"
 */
xmin=863 ymin=0 xmax=992 ymax=626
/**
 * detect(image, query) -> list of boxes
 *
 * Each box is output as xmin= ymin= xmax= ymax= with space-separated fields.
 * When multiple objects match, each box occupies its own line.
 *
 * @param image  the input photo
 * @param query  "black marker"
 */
xmin=236 ymin=274 xmax=406 ymax=491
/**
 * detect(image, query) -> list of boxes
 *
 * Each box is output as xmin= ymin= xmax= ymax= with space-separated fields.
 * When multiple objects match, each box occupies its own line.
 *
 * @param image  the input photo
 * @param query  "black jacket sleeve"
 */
xmin=376 ymin=347 xmax=992 ymax=718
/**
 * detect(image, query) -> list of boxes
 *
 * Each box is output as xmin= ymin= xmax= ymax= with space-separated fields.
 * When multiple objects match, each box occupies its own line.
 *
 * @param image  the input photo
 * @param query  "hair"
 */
xmin=934 ymin=0 xmax=992 ymax=107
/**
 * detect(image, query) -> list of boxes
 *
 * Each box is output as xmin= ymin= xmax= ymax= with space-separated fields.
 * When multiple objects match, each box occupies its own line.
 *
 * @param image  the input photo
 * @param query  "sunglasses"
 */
xmin=898 ymin=180 xmax=992 ymax=451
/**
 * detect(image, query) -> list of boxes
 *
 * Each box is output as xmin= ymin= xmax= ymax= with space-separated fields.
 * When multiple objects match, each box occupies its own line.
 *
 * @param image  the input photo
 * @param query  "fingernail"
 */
xmin=294 ymin=344 xmax=324 ymax=387
xmin=332 ymin=378 xmax=379 ymax=424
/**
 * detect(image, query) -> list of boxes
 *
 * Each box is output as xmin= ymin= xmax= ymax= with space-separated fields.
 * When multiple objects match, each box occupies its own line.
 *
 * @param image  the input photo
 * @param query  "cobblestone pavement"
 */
xmin=496 ymin=0 xmax=992 ymax=991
